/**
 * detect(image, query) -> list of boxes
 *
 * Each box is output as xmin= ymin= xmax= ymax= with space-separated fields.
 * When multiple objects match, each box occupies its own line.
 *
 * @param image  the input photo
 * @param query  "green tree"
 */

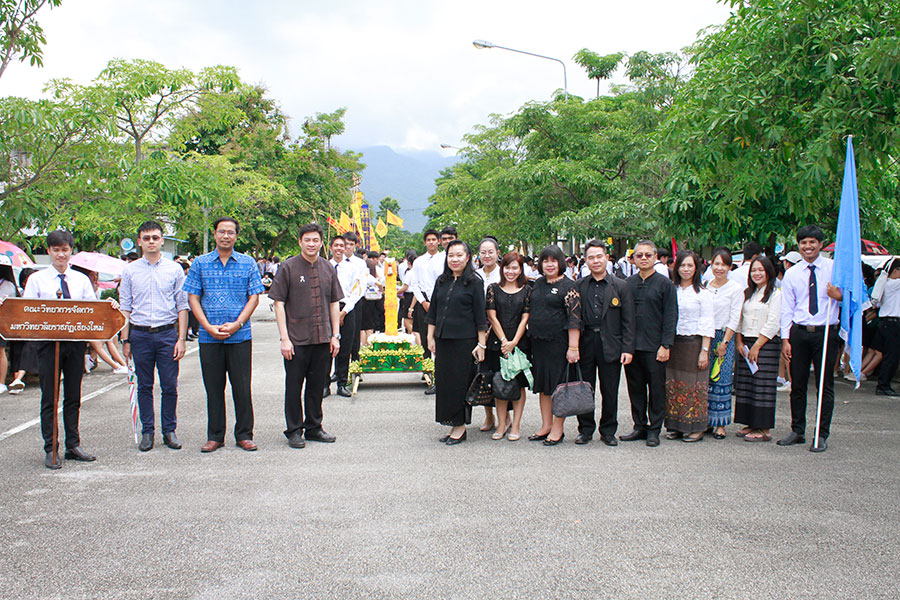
xmin=573 ymin=49 xmax=623 ymax=98
xmin=661 ymin=0 xmax=900 ymax=249
xmin=0 ymin=0 xmax=60 ymax=84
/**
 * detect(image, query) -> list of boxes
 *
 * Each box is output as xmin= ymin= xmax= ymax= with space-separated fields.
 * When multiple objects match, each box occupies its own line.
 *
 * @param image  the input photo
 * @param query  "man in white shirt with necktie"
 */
xmin=328 ymin=235 xmax=363 ymax=397
xmin=778 ymin=225 xmax=842 ymax=452
xmin=22 ymin=231 xmax=99 ymax=469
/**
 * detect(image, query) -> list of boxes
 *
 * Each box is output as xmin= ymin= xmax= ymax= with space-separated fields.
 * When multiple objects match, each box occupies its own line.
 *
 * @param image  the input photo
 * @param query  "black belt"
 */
xmin=131 ymin=323 xmax=176 ymax=334
xmin=881 ymin=316 xmax=900 ymax=322
xmin=794 ymin=323 xmax=838 ymax=333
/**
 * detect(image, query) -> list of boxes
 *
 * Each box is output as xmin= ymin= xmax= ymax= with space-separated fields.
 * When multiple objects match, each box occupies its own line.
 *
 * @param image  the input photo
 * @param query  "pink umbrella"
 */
xmin=0 ymin=240 xmax=36 ymax=268
xmin=69 ymin=252 xmax=127 ymax=276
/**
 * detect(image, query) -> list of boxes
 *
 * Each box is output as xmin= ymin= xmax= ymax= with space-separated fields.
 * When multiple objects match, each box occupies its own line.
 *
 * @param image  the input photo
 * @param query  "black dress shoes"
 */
xmin=336 ymin=385 xmax=352 ymax=397
xmin=163 ymin=432 xmax=182 ymax=450
xmin=139 ymin=433 xmax=154 ymax=452
xmin=574 ymin=433 xmax=592 ymax=445
xmin=287 ymin=433 xmax=306 ymax=448
xmin=600 ymin=435 xmax=618 ymax=446
xmin=64 ymin=446 xmax=96 ymax=462
xmin=44 ymin=452 xmax=62 ymax=470
xmin=619 ymin=429 xmax=647 ymax=442
xmin=646 ymin=431 xmax=660 ymax=447
xmin=424 ymin=385 xmax=436 ymax=395
xmin=543 ymin=433 xmax=565 ymax=446
xmin=777 ymin=432 xmax=806 ymax=446
xmin=445 ymin=430 xmax=467 ymax=445
xmin=876 ymin=387 xmax=899 ymax=397
xmin=809 ymin=437 xmax=828 ymax=452
xmin=305 ymin=429 xmax=336 ymax=443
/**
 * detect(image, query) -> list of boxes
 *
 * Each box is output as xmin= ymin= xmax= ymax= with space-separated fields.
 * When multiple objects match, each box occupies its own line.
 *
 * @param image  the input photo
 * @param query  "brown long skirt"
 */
xmin=665 ymin=335 xmax=709 ymax=433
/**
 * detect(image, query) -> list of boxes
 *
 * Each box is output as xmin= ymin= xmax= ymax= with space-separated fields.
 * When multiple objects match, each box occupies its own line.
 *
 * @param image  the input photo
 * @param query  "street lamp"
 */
xmin=472 ymin=39 xmax=568 ymax=100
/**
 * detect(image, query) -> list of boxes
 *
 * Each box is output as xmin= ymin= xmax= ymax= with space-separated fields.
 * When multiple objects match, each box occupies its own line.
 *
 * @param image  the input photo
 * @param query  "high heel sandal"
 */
xmin=492 ymin=425 xmax=510 ymax=440
xmin=543 ymin=433 xmax=565 ymax=446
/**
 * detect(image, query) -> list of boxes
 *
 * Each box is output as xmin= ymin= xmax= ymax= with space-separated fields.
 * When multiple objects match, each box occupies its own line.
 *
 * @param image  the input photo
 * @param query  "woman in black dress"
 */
xmin=426 ymin=240 xmax=489 ymax=445
xmin=527 ymin=245 xmax=581 ymax=445
xmin=485 ymin=252 xmax=532 ymax=441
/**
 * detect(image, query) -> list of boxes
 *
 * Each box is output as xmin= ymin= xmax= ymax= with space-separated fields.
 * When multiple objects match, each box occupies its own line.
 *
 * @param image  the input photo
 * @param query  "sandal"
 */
xmin=735 ymin=427 xmax=753 ymax=438
xmin=743 ymin=431 xmax=771 ymax=442
xmin=507 ymin=432 xmax=521 ymax=441
xmin=491 ymin=425 xmax=509 ymax=440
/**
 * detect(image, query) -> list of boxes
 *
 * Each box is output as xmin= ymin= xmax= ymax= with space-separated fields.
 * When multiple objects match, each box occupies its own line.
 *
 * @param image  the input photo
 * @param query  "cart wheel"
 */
xmin=351 ymin=374 xmax=361 ymax=395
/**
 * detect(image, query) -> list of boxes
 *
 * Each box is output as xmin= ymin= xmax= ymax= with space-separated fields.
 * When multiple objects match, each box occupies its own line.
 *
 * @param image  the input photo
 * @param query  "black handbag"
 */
xmin=465 ymin=364 xmax=494 ymax=406
xmin=492 ymin=371 xmax=521 ymax=401
xmin=551 ymin=364 xmax=594 ymax=417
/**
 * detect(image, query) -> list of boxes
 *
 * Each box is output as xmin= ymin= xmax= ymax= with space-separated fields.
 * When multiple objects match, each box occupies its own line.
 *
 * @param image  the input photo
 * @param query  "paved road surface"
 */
xmin=2 ymin=302 xmax=898 ymax=599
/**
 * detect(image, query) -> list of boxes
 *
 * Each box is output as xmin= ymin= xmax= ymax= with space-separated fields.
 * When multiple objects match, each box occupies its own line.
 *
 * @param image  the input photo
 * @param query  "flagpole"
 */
xmin=812 ymin=297 xmax=833 ymax=449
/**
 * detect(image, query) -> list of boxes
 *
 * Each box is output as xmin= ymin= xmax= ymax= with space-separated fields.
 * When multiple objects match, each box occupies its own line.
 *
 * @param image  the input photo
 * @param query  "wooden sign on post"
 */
xmin=0 ymin=298 xmax=126 ymax=466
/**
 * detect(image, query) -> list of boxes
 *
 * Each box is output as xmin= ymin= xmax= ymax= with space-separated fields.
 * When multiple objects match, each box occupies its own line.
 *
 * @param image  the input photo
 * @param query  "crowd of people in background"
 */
xmin=2 ymin=220 xmax=899 ymax=468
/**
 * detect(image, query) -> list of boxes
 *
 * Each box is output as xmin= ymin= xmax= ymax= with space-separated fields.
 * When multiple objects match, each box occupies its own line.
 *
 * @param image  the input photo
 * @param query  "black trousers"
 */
xmin=877 ymin=318 xmax=900 ymax=391
xmin=789 ymin=324 xmax=839 ymax=439
xmin=577 ymin=330 xmax=622 ymax=437
xmin=413 ymin=302 xmax=431 ymax=358
xmin=38 ymin=341 xmax=85 ymax=453
xmin=284 ymin=343 xmax=331 ymax=437
xmin=199 ymin=341 xmax=254 ymax=442
xmin=624 ymin=349 xmax=667 ymax=433
xmin=333 ymin=307 xmax=359 ymax=386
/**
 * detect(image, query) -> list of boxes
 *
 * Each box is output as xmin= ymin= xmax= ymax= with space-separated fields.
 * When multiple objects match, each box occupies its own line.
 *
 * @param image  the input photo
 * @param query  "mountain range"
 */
xmin=351 ymin=145 xmax=460 ymax=232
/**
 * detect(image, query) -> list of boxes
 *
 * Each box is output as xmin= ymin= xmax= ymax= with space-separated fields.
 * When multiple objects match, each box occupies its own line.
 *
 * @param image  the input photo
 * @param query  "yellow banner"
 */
xmin=370 ymin=237 xmax=381 ymax=252
xmin=339 ymin=212 xmax=351 ymax=233
xmin=374 ymin=219 xmax=388 ymax=238
xmin=386 ymin=210 xmax=404 ymax=227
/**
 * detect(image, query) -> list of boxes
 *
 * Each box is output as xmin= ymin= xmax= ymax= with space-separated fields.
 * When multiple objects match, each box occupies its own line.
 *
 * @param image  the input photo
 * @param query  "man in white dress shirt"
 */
xmin=408 ymin=229 xmax=445 ymax=374
xmin=328 ymin=235 xmax=363 ymax=397
xmin=778 ymin=225 xmax=842 ymax=452
xmin=342 ymin=232 xmax=368 ymax=362
xmin=22 ymin=231 xmax=99 ymax=469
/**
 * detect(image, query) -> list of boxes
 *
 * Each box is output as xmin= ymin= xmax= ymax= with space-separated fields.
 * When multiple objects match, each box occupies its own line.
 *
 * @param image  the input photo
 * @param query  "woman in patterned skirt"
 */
xmin=734 ymin=257 xmax=782 ymax=442
xmin=665 ymin=251 xmax=714 ymax=442
xmin=705 ymin=248 xmax=743 ymax=439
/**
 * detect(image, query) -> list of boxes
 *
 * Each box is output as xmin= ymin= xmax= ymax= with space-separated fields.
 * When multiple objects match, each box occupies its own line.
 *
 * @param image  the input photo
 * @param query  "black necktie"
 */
xmin=808 ymin=264 xmax=818 ymax=315
xmin=58 ymin=273 xmax=71 ymax=299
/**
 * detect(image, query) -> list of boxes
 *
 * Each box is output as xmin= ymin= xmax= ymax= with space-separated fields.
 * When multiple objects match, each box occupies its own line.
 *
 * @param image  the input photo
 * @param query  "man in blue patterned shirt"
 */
xmin=184 ymin=217 xmax=265 ymax=453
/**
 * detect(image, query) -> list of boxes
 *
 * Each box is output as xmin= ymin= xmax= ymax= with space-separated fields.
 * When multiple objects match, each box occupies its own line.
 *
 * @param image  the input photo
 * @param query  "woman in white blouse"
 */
xmin=705 ymin=248 xmax=743 ymax=439
xmin=665 ymin=251 xmax=715 ymax=442
xmin=733 ymin=257 xmax=782 ymax=442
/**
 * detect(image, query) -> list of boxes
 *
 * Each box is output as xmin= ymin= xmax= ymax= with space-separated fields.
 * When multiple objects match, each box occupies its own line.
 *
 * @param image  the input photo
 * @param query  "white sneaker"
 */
xmin=0 ymin=384 xmax=7 ymax=395
xmin=84 ymin=355 xmax=94 ymax=373
xmin=777 ymin=381 xmax=791 ymax=392
xmin=8 ymin=379 xmax=24 ymax=394
xmin=776 ymin=376 xmax=787 ymax=385
xmin=113 ymin=365 xmax=129 ymax=375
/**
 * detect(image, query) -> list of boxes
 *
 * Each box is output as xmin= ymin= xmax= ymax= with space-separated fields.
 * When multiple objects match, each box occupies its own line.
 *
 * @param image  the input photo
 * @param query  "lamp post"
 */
xmin=473 ymin=39 xmax=568 ymax=100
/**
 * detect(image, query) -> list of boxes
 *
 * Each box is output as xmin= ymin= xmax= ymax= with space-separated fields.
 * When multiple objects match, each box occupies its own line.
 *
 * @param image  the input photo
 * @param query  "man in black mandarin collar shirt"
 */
xmin=620 ymin=241 xmax=678 ymax=447
xmin=573 ymin=240 xmax=635 ymax=446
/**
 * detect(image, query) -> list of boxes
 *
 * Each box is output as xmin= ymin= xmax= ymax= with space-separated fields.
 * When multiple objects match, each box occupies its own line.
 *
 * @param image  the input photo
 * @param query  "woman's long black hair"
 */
xmin=438 ymin=239 xmax=478 ymax=286
xmin=744 ymin=256 xmax=776 ymax=303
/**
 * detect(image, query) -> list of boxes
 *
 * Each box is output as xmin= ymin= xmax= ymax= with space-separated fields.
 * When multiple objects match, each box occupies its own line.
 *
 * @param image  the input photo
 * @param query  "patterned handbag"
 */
xmin=551 ymin=364 xmax=595 ymax=417
xmin=492 ymin=371 xmax=521 ymax=401
xmin=465 ymin=363 xmax=494 ymax=406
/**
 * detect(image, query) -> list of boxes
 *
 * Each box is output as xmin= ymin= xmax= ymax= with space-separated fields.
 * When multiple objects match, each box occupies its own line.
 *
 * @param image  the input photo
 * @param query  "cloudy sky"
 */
xmin=4 ymin=0 xmax=733 ymax=154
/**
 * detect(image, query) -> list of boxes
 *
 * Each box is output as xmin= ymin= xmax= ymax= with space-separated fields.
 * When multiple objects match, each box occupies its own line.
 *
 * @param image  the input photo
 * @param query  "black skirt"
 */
xmin=530 ymin=337 xmax=570 ymax=395
xmin=733 ymin=336 xmax=780 ymax=428
xmin=435 ymin=337 xmax=476 ymax=426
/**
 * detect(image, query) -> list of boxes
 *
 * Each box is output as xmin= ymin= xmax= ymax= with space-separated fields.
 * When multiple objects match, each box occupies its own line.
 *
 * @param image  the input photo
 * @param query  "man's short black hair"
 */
xmin=440 ymin=226 xmax=458 ymax=238
xmin=344 ymin=231 xmax=358 ymax=243
xmin=330 ymin=234 xmax=346 ymax=246
xmin=797 ymin=225 xmax=824 ymax=243
xmin=137 ymin=220 xmax=164 ymax=237
xmin=423 ymin=229 xmax=439 ymax=241
xmin=46 ymin=230 xmax=75 ymax=249
xmin=742 ymin=241 xmax=764 ymax=259
xmin=298 ymin=222 xmax=324 ymax=240
xmin=213 ymin=217 xmax=240 ymax=234
xmin=584 ymin=239 xmax=609 ymax=254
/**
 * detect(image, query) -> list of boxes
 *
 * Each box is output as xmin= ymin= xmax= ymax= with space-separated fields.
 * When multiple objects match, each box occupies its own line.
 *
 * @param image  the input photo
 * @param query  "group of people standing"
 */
xmin=426 ymin=225 xmax=847 ymax=453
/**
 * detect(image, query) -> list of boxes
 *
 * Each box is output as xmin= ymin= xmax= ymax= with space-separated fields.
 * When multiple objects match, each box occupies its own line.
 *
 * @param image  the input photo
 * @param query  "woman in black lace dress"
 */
xmin=527 ymin=245 xmax=581 ymax=445
xmin=485 ymin=252 xmax=532 ymax=441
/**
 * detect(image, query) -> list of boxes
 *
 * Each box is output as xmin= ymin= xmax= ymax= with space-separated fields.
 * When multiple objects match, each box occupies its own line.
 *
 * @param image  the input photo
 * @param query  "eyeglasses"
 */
xmin=140 ymin=235 xmax=162 ymax=242
xmin=633 ymin=253 xmax=654 ymax=259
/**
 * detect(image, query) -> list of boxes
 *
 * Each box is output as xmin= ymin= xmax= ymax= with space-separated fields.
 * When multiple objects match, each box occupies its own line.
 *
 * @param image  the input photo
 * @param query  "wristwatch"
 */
xmin=332 ymin=333 xmax=341 ymax=340
xmin=662 ymin=344 xmax=671 ymax=350
xmin=702 ymin=346 xmax=709 ymax=352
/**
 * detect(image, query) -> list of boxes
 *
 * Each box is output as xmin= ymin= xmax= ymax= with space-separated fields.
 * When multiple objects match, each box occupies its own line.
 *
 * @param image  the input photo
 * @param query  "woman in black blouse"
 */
xmin=485 ymin=252 xmax=532 ymax=441
xmin=527 ymin=245 xmax=582 ymax=445
xmin=426 ymin=240 xmax=489 ymax=445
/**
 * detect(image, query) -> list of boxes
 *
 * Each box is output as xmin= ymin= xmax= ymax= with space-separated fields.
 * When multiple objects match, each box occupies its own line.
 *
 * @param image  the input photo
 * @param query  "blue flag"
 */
xmin=831 ymin=137 xmax=864 ymax=388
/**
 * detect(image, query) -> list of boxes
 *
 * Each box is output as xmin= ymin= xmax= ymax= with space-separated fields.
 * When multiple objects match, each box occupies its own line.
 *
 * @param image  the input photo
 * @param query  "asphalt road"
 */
xmin=2 ymin=301 xmax=899 ymax=599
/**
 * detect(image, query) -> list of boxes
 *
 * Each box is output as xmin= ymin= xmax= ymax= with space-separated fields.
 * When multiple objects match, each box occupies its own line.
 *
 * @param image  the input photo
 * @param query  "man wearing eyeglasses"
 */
xmin=621 ymin=240 xmax=678 ymax=447
xmin=184 ymin=217 xmax=265 ymax=453
xmin=119 ymin=220 xmax=189 ymax=452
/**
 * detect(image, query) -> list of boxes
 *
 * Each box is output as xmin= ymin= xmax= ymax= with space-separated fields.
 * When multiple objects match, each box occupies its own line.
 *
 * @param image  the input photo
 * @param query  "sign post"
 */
xmin=0 ymin=298 xmax=126 ymax=464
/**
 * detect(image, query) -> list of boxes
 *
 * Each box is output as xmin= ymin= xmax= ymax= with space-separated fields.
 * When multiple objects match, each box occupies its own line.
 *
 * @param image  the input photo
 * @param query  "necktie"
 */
xmin=58 ymin=273 xmax=71 ymax=299
xmin=808 ymin=264 xmax=818 ymax=315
